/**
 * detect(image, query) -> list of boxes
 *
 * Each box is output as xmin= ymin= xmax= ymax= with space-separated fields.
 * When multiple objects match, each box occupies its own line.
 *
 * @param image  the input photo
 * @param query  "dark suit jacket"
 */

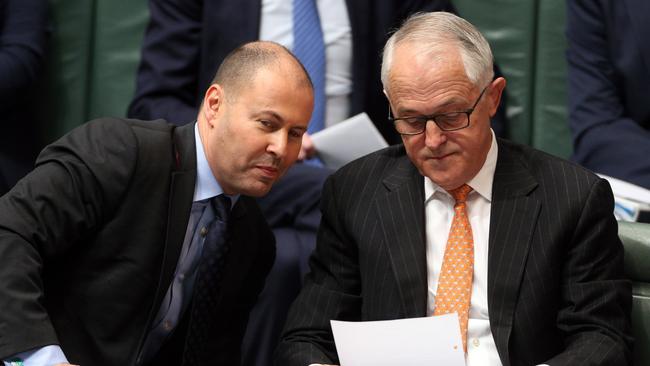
xmin=0 ymin=118 xmax=275 ymax=366
xmin=127 ymin=0 xmax=511 ymax=145
xmin=276 ymin=139 xmax=633 ymax=365
xmin=567 ymin=0 xmax=650 ymax=189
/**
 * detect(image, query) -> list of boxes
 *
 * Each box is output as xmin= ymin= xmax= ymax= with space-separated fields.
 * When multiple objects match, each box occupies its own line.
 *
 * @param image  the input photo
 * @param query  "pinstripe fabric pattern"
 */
xmin=276 ymin=139 xmax=633 ymax=366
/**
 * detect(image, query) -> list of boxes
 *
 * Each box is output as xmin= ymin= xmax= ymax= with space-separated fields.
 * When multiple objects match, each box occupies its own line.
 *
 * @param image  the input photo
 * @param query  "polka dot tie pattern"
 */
xmin=182 ymin=195 xmax=232 ymax=365
xmin=433 ymin=184 xmax=474 ymax=352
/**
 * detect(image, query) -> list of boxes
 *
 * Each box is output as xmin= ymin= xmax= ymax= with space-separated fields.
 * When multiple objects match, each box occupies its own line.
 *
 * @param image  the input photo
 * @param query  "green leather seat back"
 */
xmin=454 ymin=0 xmax=572 ymax=158
xmin=531 ymin=0 xmax=572 ymax=158
xmin=42 ymin=0 xmax=148 ymax=143
xmin=454 ymin=0 xmax=537 ymax=146
xmin=620 ymin=221 xmax=650 ymax=365
xmin=42 ymin=0 xmax=95 ymax=143
xmin=87 ymin=0 xmax=149 ymax=119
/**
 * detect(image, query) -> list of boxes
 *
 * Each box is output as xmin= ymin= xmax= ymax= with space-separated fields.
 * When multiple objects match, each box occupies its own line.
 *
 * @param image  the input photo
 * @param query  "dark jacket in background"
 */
xmin=567 ymin=0 xmax=650 ymax=189
xmin=0 ymin=0 xmax=49 ymax=194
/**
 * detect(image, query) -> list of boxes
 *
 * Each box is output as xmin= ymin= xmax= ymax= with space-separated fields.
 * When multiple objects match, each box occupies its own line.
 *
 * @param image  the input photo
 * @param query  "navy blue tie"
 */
xmin=293 ymin=0 xmax=326 ymax=133
xmin=182 ymin=195 xmax=232 ymax=365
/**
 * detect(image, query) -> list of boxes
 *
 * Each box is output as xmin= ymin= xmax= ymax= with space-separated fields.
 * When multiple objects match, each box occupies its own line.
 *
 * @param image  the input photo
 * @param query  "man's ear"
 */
xmin=487 ymin=77 xmax=506 ymax=118
xmin=383 ymin=88 xmax=393 ymax=112
xmin=201 ymin=84 xmax=225 ymax=127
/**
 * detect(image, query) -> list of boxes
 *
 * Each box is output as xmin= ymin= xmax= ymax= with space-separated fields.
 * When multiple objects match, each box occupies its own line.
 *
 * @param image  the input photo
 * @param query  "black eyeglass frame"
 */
xmin=387 ymin=85 xmax=490 ymax=135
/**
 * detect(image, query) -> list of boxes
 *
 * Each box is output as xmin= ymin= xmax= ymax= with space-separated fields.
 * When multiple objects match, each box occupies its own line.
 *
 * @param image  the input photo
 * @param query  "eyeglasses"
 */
xmin=388 ymin=86 xmax=489 ymax=135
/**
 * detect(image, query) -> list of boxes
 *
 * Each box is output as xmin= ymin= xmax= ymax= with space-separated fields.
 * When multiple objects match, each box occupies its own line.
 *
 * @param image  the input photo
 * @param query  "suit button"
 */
xmin=472 ymin=338 xmax=480 ymax=348
xmin=163 ymin=320 xmax=173 ymax=332
xmin=200 ymin=226 xmax=208 ymax=237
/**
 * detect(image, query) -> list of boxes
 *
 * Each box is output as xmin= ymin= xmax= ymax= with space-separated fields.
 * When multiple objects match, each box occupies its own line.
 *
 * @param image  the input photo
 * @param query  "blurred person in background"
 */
xmin=567 ymin=0 xmax=650 ymax=190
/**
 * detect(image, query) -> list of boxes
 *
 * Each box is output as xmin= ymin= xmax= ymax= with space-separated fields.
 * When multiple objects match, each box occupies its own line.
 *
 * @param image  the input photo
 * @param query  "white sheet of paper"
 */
xmin=330 ymin=314 xmax=466 ymax=366
xmin=311 ymin=112 xmax=388 ymax=170
xmin=597 ymin=174 xmax=650 ymax=221
xmin=598 ymin=174 xmax=650 ymax=205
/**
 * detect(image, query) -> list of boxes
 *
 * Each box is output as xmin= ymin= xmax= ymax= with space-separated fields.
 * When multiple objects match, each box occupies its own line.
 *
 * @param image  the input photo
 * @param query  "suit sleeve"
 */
xmin=544 ymin=178 xmax=633 ymax=365
xmin=127 ymin=0 xmax=202 ymax=125
xmin=566 ymin=0 xmax=650 ymax=188
xmin=275 ymin=175 xmax=362 ymax=365
xmin=0 ymin=120 xmax=138 ymax=358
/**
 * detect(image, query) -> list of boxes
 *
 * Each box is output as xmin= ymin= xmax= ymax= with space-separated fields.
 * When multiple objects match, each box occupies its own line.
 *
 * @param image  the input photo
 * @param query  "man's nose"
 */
xmin=424 ymin=119 xmax=447 ymax=149
xmin=267 ymin=131 xmax=288 ymax=159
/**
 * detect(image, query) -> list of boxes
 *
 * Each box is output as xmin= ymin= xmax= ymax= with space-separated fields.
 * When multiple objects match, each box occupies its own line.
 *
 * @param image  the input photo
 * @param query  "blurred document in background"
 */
xmin=599 ymin=174 xmax=650 ymax=223
xmin=311 ymin=112 xmax=388 ymax=170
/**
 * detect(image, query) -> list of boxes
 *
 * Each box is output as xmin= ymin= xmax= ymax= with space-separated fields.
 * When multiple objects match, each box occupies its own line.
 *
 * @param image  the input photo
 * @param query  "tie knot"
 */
xmin=212 ymin=194 xmax=231 ymax=223
xmin=449 ymin=184 xmax=472 ymax=203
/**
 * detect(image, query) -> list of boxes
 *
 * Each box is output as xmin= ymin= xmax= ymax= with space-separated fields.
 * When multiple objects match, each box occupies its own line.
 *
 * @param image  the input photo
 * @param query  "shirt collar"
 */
xmin=424 ymin=129 xmax=498 ymax=202
xmin=192 ymin=123 xmax=239 ymax=206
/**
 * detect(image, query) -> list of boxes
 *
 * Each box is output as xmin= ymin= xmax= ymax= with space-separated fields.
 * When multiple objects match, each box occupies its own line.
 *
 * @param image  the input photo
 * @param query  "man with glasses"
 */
xmin=276 ymin=12 xmax=632 ymax=366
xmin=388 ymin=86 xmax=488 ymax=134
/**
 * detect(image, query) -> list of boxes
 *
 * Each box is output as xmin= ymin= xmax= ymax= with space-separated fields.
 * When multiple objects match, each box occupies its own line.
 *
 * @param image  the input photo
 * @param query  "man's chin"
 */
xmin=241 ymin=181 xmax=274 ymax=197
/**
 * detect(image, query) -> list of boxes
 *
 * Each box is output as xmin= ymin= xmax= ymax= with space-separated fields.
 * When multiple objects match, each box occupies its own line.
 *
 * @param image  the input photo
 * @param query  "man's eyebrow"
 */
xmin=255 ymin=110 xmax=284 ymax=122
xmin=397 ymin=98 xmax=467 ymax=115
xmin=255 ymin=111 xmax=306 ymax=130
xmin=436 ymin=97 xmax=467 ymax=109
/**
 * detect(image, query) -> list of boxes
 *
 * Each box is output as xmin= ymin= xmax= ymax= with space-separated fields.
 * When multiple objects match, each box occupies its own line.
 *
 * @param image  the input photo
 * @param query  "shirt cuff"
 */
xmin=3 ymin=345 xmax=69 ymax=366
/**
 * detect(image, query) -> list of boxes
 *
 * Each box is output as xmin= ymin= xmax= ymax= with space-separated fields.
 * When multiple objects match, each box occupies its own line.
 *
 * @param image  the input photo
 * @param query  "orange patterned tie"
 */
xmin=434 ymin=184 xmax=474 ymax=352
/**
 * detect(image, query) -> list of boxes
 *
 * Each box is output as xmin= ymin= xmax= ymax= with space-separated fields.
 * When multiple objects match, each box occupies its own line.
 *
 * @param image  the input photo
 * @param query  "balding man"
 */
xmin=0 ymin=41 xmax=313 ymax=366
xmin=277 ymin=12 xmax=632 ymax=366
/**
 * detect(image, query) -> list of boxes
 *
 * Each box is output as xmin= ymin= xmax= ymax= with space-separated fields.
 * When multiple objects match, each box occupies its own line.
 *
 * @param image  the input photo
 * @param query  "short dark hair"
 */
xmin=211 ymin=41 xmax=313 ymax=101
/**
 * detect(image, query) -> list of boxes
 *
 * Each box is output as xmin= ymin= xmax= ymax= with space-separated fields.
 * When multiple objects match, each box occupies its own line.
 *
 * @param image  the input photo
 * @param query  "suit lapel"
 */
xmin=487 ymin=140 xmax=540 ymax=366
xmin=623 ymin=0 xmax=650 ymax=77
xmin=150 ymin=123 xmax=197 ymax=314
xmin=376 ymin=156 xmax=428 ymax=317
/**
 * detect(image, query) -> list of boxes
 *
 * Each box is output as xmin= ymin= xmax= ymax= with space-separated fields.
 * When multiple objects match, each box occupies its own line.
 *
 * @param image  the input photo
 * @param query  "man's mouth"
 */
xmin=429 ymin=152 xmax=453 ymax=160
xmin=256 ymin=165 xmax=279 ymax=178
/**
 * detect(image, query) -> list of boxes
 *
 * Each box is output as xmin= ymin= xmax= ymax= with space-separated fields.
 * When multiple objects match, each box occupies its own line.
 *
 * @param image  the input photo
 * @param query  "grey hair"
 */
xmin=381 ymin=12 xmax=494 ymax=90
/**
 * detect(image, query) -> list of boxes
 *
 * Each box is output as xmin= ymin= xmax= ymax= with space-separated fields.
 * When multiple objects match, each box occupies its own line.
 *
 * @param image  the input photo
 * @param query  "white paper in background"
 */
xmin=330 ymin=314 xmax=466 ymax=366
xmin=598 ymin=174 xmax=650 ymax=204
xmin=310 ymin=112 xmax=388 ymax=170
xmin=598 ymin=174 xmax=650 ymax=221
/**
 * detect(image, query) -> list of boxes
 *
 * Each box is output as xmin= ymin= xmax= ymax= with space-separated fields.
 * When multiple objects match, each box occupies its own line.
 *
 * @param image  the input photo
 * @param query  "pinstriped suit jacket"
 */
xmin=276 ymin=138 xmax=633 ymax=366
